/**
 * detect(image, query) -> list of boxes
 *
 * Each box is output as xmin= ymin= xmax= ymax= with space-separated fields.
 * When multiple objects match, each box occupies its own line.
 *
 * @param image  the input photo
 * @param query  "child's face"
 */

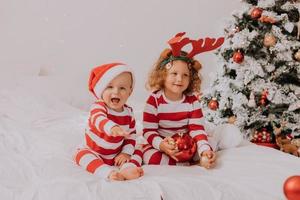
xmin=102 ymin=72 xmax=133 ymax=112
xmin=164 ymin=60 xmax=190 ymax=99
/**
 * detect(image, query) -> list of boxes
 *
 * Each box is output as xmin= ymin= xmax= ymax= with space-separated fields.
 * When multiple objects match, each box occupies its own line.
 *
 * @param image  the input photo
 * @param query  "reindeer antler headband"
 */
xmin=160 ymin=32 xmax=225 ymax=68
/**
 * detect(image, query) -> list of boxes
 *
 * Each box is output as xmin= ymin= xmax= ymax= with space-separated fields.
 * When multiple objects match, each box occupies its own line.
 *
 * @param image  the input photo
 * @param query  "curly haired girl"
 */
xmin=142 ymin=33 xmax=224 ymax=168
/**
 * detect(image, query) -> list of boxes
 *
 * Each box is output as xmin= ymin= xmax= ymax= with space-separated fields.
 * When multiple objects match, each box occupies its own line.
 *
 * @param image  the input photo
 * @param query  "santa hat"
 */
xmin=88 ymin=62 xmax=135 ymax=98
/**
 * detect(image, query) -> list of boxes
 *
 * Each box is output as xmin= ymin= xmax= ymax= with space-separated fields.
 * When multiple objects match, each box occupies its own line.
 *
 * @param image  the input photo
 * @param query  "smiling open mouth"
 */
xmin=111 ymin=97 xmax=120 ymax=104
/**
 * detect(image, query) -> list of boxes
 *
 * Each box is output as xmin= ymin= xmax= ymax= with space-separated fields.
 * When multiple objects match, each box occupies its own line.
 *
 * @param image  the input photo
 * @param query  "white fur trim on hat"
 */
xmin=93 ymin=65 xmax=135 ymax=98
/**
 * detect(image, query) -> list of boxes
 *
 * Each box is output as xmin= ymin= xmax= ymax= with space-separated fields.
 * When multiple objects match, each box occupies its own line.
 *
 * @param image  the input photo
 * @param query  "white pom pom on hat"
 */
xmin=88 ymin=62 xmax=135 ymax=98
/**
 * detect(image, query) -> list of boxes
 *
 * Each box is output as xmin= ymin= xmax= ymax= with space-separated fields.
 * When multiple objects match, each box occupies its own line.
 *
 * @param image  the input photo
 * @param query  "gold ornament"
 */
xmin=264 ymin=34 xmax=277 ymax=47
xmin=259 ymin=15 xmax=276 ymax=24
xmin=228 ymin=116 xmax=236 ymax=124
xmin=294 ymin=50 xmax=300 ymax=61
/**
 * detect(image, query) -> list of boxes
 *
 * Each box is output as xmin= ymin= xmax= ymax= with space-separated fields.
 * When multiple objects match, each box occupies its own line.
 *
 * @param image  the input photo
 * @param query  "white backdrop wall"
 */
xmin=0 ymin=0 xmax=242 ymax=113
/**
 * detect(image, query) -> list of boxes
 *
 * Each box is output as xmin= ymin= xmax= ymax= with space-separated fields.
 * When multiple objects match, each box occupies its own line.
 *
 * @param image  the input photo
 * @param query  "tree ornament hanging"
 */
xmin=250 ymin=7 xmax=263 ymax=19
xmin=283 ymin=176 xmax=300 ymax=200
xmin=259 ymin=15 xmax=276 ymax=24
xmin=259 ymin=90 xmax=269 ymax=106
xmin=294 ymin=50 xmax=300 ymax=61
xmin=208 ymin=98 xmax=219 ymax=110
xmin=263 ymin=33 xmax=277 ymax=47
xmin=227 ymin=26 xmax=240 ymax=38
xmin=228 ymin=115 xmax=237 ymax=124
xmin=233 ymin=50 xmax=244 ymax=63
xmin=248 ymin=91 xmax=257 ymax=107
xmin=233 ymin=26 xmax=240 ymax=33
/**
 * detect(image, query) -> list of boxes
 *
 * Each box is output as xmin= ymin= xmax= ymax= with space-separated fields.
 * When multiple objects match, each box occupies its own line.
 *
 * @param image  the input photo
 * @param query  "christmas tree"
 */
xmin=201 ymin=0 xmax=300 ymax=145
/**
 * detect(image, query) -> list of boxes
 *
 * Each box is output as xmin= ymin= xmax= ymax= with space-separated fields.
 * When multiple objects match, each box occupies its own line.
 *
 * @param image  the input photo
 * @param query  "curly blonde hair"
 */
xmin=146 ymin=48 xmax=202 ymax=94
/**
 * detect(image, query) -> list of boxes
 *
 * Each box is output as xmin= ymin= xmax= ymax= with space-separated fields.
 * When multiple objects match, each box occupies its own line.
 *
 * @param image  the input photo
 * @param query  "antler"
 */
xmin=187 ymin=37 xmax=225 ymax=58
xmin=168 ymin=32 xmax=190 ymax=57
xmin=167 ymin=32 xmax=225 ymax=58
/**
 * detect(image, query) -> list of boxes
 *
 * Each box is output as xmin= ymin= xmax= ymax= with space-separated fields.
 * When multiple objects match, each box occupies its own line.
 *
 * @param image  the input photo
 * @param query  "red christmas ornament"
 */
xmin=208 ymin=98 xmax=219 ymax=110
xmin=284 ymin=176 xmax=300 ymax=200
xmin=251 ymin=7 xmax=263 ymax=19
xmin=171 ymin=132 xmax=197 ymax=162
xmin=260 ymin=90 xmax=269 ymax=106
xmin=233 ymin=50 xmax=244 ymax=63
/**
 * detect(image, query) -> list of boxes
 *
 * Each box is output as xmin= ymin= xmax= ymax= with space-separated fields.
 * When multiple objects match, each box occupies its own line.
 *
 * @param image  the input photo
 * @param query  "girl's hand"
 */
xmin=111 ymin=126 xmax=130 ymax=138
xmin=159 ymin=137 xmax=179 ymax=161
xmin=199 ymin=150 xmax=216 ymax=169
xmin=114 ymin=153 xmax=131 ymax=167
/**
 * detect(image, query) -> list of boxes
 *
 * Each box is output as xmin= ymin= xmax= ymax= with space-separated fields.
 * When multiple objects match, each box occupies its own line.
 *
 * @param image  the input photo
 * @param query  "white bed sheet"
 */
xmin=0 ymin=78 xmax=299 ymax=200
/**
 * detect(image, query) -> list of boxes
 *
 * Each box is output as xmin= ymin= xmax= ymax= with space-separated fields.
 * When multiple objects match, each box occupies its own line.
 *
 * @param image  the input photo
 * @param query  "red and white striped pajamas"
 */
xmin=143 ymin=90 xmax=211 ymax=165
xmin=74 ymin=100 xmax=142 ymax=179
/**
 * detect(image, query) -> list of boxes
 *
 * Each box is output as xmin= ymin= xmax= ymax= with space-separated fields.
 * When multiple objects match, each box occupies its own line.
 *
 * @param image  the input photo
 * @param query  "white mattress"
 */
xmin=0 ymin=78 xmax=299 ymax=200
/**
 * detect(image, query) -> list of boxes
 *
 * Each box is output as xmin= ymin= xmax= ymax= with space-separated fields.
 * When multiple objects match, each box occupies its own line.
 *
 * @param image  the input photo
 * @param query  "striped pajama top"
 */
xmin=143 ymin=90 xmax=211 ymax=155
xmin=85 ymin=100 xmax=136 ymax=165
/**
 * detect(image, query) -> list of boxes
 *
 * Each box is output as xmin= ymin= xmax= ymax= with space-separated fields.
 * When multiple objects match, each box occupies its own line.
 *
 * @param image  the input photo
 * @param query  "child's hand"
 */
xmin=111 ymin=126 xmax=130 ymax=138
xmin=114 ymin=153 xmax=131 ymax=167
xmin=159 ymin=137 xmax=179 ymax=161
xmin=199 ymin=150 xmax=216 ymax=169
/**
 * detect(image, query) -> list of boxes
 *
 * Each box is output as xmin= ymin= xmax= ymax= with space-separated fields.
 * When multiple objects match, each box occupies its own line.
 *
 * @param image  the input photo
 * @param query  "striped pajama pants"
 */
xmin=74 ymin=148 xmax=143 ymax=179
xmin=142 ymin=135 xmax=218 ymax=165
xmin=142 ymin=144 xmax=191 ymax=166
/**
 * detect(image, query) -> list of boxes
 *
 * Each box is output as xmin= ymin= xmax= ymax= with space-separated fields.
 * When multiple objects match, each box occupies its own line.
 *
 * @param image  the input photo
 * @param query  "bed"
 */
xmin=1 ymin=75 xmax=299 ymax=200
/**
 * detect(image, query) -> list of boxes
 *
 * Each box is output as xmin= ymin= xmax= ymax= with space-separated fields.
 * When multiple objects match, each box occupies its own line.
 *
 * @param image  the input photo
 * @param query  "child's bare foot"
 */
xmin=119 ymin=167 xmax=144 ymax=180
xmin=108 ymin=170 xmax=125 ymax=181
xmin=198 ymin=155 xmax=216 ymax=169
xmin=199 ymin=156 xmax=210 ymax=168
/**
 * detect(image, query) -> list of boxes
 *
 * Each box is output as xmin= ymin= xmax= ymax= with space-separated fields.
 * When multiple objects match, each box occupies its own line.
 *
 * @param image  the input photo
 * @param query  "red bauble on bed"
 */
xmin=284 ymin=175 xmax=300 ymax=200
xmin=172 ymin=133 xmax=197 ymax=162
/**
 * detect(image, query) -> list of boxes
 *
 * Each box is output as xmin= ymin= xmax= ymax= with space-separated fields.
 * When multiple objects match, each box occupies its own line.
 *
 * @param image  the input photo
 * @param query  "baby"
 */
xmin=74 ymin=63 xmax=143 ymax=181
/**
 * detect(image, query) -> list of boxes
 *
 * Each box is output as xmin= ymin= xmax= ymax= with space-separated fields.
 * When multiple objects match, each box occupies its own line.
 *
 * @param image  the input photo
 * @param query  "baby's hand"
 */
xmin=111 ymin=126 xmax=130 ymax=138
xmin=199 ymin=150 xmax=216 ymax=169
xmin=114 ymin=153 xmax=131 ymax=167
xmin=159 ymin=137 xmax=179 ymax=161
